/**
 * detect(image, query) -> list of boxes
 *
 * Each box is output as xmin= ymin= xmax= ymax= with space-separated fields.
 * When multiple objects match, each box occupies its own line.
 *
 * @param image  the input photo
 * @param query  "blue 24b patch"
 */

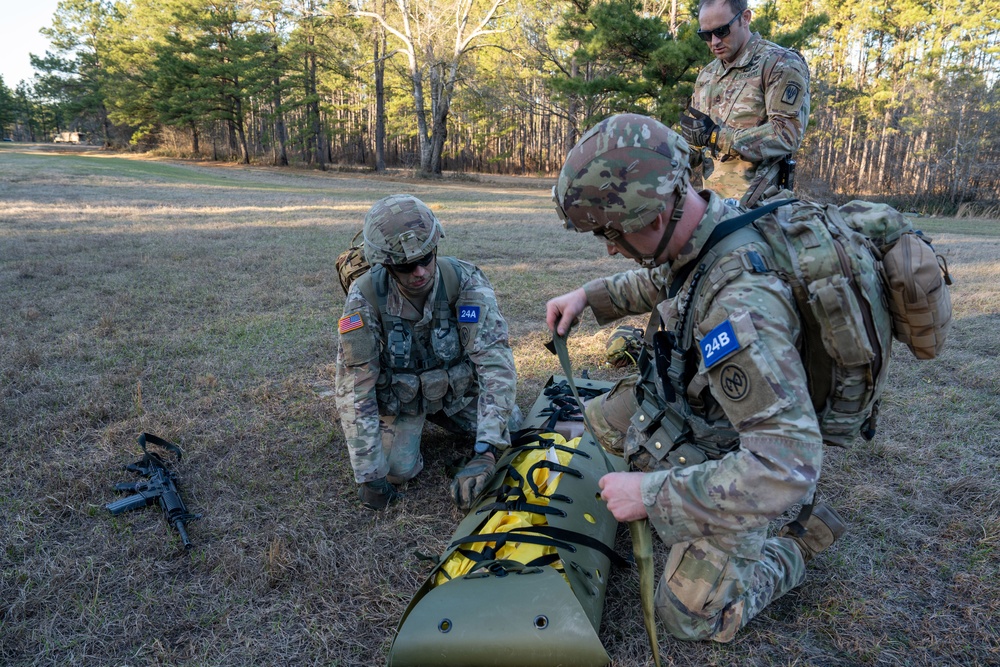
xmin=701 ymin=319 xmax=741 ymax=369
xmin=459 ymin=305 xmax=481 ymax=323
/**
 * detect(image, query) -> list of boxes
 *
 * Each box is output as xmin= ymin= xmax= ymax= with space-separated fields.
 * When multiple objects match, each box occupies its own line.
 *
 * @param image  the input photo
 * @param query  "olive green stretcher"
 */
xmin=388 ymin=375 xmax=627 ymax=667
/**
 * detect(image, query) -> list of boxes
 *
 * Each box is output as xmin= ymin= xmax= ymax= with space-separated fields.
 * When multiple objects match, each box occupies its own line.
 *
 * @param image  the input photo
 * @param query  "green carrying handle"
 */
xmin=546 ymin=332 xmax=662 ymax=667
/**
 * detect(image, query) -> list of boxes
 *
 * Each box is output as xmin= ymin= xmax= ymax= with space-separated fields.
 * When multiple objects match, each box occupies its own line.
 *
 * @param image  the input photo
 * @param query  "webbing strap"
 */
xmin=449 ymin=525 xmax=630 ymax=569
xmin=543 ymin=336 xmax=615 ymax=475
xmin=669 ymin=198 xmax=797 ymax=298
xmin=545 ymin=334 xmax=661 ymax=667
xmin=138 ymin=432 xmax=183 ymax=461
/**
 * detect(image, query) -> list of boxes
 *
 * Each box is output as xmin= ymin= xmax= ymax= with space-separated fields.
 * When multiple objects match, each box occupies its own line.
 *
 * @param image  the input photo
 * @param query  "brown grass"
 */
xmin=2 ymin=145 xmax=999 ymax=666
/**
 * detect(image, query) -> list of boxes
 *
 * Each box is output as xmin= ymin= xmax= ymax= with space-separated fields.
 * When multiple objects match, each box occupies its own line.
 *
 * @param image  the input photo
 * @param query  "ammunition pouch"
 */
xmin=420 ymin=368 xmax=450 ymax=410
xmin=447 ymin=361 xmax=474 ymax=399
xmin=392 ymin=373 xmax=422 ymax=414
xmin=625 ymin=354 xmax=739 ymax=472
xmin=808 ymin=274 xmax=876 ymax=367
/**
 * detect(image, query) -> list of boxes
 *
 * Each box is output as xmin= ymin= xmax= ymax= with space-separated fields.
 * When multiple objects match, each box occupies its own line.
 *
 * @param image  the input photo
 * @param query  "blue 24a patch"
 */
xmin=701 ymin=319 xmax=741 ymax=369
xmin=458 ymin=305 xmax=481 ymax=323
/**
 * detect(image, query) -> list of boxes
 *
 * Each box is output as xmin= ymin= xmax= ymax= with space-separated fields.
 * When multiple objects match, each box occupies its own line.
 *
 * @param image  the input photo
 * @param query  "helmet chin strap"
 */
xmin=633 ymin=189 xmax=688 ymax=268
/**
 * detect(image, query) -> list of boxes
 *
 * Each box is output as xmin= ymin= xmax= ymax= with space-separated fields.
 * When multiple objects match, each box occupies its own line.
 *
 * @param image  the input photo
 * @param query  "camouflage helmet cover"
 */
xmin=554 ymin=113 xmax=692 ymax=235
xmin=363 ymin=194 xmax=444 ymax=266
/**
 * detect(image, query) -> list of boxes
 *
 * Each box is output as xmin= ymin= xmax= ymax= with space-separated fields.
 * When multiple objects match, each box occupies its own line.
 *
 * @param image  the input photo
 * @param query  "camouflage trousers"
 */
xmin=586 ymin=376 xmax=808 ymax=642
xmin=380 ymin=403 xmax=479 ymax=484
xmin=381 ymin=404 xmax=523 ymax=485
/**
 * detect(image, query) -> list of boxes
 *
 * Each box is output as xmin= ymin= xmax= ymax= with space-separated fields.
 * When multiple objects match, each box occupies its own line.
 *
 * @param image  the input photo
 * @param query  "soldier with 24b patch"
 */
xmin=546 ymin=114 xmax=879 ymax=643
xmin=679 ymin=0 xmax=810 ymax=206
xmin=334 ymin=195 xmax=519 ymax=512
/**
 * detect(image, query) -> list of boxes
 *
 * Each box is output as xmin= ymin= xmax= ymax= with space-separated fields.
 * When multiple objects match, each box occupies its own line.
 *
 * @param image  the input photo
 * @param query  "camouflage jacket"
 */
xmin=335 ymin=259 xmax=517 ymax=483
xmin=583 ymin=191 xmax=822 ymax=559
xmin=691 ymin=33 xmax=810 ymax=201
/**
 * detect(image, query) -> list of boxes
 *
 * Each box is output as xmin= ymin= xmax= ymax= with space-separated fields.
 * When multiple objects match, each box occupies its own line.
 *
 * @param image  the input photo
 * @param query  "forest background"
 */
xmin=0 ymin=0 xmax=998 ymax=215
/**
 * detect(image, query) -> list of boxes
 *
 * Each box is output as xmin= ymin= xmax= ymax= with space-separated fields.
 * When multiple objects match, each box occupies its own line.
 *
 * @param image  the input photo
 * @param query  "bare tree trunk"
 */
xmin=374 ymin=1 xmax=386 ymax=172
xmin=412 ymin=65 xmax=432 ymax=173
xmin=875 ymin=108 xmax=891 ymax=190
xmin=306 ymin=46 xmax=325 ymax=169
xmin=950 ymin=102 xmax=966 ymax=204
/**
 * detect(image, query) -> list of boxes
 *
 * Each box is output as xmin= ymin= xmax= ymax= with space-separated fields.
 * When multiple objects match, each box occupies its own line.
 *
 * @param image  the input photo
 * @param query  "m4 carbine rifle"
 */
xmin=106 ymin=433 xmax=201 ymax=549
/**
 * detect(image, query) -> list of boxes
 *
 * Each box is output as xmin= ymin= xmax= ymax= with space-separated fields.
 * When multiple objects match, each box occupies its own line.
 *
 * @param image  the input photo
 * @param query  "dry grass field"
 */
xmin=2 ymin=144 xmax=999 ymax=667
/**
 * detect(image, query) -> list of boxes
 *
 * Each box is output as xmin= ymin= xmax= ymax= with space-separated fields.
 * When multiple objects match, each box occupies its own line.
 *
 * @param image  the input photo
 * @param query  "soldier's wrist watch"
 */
xmin=473 ymin=441 xmax=500 ymax=458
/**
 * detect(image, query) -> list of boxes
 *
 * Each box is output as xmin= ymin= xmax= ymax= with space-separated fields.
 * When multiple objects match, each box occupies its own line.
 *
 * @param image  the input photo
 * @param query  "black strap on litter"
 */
xmin=518 ymin=525 xmax=631 ymax=569
xmin=449 ymin=525 xmax=630 ymax=569
xmin=523 ymin=460 xmax=582 ymax=502
xmin=668 ymin=198 xmax=797 ymax=298
xmin=539 ymin=401 xmax=584 ymax=430
xmin=503 ymin=466 xmax=573 ymax=505
xmin=508 ymin=433 xmax=592 ymax=460
xmin=450 ymin=530 xmax=577 ymax=554
xmin=475 ymin=495 xmax=567 ymax=518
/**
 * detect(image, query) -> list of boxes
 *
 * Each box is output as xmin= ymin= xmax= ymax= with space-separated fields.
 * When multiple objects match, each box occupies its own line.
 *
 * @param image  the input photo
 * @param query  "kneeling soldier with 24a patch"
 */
xmin=546 ymin=114 xmax=950 ymax=643
xmin=335 ymin=195 xmax=519 ymax=511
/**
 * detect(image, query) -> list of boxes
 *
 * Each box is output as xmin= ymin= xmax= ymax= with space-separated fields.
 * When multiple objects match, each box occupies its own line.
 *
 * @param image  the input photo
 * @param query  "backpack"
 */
xmin=676 ymin=198 xmax=953 ymax=446
xmin=336 ymin=230 xmax=370 ymax=295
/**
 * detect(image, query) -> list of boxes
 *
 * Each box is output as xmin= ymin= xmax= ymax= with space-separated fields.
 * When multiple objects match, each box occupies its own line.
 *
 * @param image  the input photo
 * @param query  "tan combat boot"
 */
xmin=779 ymin=503 xmax=847 ymax=562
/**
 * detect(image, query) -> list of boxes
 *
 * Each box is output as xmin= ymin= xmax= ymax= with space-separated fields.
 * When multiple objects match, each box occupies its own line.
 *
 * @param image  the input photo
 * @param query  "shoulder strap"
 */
xmin=357 ymin=264 xmax=390 ymax=321
xmin=669 ymin=198 xmax=796 ymax=298
xmin=438 ymin=256 xmax=462 ymax=305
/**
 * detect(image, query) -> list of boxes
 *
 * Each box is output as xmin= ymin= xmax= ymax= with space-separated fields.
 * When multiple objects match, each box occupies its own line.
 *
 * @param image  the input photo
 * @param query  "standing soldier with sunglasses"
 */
xmin=335 ymin=195 xmax=519 ymax=512
xmin=679 ymin=0 xmax=810 ymax=207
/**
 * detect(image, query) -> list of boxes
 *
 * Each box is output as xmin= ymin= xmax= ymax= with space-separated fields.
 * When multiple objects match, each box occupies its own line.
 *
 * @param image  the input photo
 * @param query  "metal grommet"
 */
xmin=534 ymin=615 xmax=549 ymax=630
xmin=439 ymin=618 xmax=453 ymax=633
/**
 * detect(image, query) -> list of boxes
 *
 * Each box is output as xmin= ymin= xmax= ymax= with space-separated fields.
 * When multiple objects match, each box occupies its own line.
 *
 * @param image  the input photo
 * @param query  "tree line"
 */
xmin=1 ymin=0 xmax=998 ymax=214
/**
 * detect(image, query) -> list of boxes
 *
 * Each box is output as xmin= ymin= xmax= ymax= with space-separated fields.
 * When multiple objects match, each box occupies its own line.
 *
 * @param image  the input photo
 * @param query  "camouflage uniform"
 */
xmin=583 ymin=191 xmax=824 ymax=642
xmin=335 ymin=258 xmax=517 ymax=484
xmin=690 ymin=33 xmax=810 ymax=202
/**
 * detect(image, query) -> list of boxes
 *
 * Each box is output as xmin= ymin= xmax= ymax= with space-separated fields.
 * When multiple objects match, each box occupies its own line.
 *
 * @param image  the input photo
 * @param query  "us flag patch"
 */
xmin=339 ymin=312 xmax=364 ymax=334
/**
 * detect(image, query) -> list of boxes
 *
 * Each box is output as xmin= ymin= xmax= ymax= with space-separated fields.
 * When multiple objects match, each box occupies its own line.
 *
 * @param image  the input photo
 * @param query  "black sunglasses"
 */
xmin=697 ymin=12 xmax=742 ymax=42
xmin=389 ymin=252 xmax=435 ymax=274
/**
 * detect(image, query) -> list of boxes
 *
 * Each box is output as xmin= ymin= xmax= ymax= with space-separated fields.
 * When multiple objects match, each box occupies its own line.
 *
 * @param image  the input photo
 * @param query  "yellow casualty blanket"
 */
xmin=435 ymin=433 xmax=578 ymax=585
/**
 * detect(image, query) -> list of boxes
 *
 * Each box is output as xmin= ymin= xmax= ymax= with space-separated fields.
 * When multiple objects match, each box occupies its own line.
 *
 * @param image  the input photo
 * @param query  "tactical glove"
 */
xmin=450 ymin=451 xmax=497 ymax=511
xmin=679 ymin=107 xmax=721 ymax=152
xmin=358 ymin=477 xmax=400 ymax=510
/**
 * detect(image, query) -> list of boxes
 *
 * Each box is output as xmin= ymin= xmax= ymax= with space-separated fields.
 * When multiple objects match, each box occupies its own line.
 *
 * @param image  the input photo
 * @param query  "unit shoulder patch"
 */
xmin=719 ymin=363 xmax=750 ymax=401
xmin=700 ymin=319 xmax=742 ymax=369
xmin=781 ymin=82 xmax=801 ymax=106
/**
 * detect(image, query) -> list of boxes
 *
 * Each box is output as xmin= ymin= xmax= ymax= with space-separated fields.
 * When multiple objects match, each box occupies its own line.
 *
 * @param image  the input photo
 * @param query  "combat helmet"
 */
xmin=363 ymin=194 xmax=443 ymax=266
xmin=553 ymin=113 xmax=691 ymax=267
